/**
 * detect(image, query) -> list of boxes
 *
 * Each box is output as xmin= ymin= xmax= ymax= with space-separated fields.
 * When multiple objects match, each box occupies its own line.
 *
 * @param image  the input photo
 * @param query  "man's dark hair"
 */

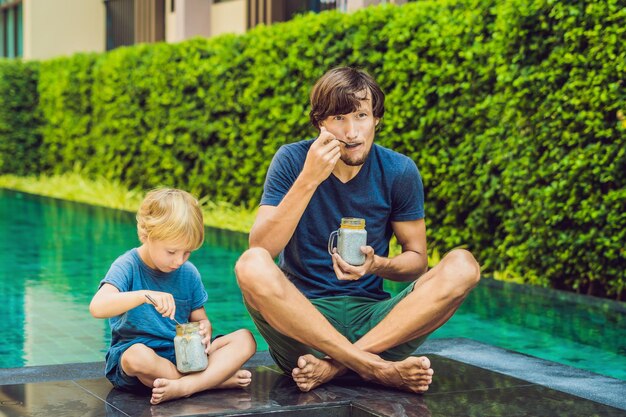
xmin=309 ymin=67 xmax=385 ymax=128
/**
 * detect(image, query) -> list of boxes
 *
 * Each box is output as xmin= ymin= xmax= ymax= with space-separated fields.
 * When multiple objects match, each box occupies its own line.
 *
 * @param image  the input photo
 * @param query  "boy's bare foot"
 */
xmin=151 ymin=378 xmax=189 ymax=405
xmin=291 ymin=354 xmax=345 ymax=392
xmin=150 ymin=370 xmax=252 ymax=404
xmin=369 ymin=356 xmax=433 ymax=393
xmin=216 ymin=369 xmax=252 ymax=389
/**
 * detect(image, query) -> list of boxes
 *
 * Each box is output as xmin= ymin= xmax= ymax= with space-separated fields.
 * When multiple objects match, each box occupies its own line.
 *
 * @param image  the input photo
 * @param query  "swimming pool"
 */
xmin=1 ymin=189 xmax=624 ymax=381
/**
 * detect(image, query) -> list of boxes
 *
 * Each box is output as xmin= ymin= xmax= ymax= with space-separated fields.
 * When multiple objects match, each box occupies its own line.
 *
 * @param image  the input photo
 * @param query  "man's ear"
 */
xmin=375 ymin=118 xmax=380 ymax=126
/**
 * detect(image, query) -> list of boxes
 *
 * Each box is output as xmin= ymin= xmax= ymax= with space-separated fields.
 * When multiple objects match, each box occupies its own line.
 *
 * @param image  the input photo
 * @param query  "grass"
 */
xmin=0 ymin=173 xmax=257 ymax=234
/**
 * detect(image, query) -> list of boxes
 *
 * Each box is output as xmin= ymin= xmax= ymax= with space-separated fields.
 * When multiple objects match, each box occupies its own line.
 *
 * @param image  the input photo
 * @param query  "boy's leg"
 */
xmin=120 ymin=343 xmax=181 ymax=389
xmin=292 ymin=248 xmax=480 ymax=390
xmin=209 ymin=330 xmax=256 ymax=389
xmin=235 ymin=247 xmax=479 ymax=393
xmin=150 ymin=329 xmax=256 ymax=405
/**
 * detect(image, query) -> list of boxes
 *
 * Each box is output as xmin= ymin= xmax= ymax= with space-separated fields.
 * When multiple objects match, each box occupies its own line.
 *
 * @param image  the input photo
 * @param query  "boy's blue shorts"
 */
xmin=107 ymin=335 xmax=223 ymax=393
xmin=108 ymin=343 xmax=177 ymax=393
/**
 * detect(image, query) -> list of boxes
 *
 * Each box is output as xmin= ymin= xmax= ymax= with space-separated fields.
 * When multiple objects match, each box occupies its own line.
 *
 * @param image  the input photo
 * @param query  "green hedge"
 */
xmin=38 ymin=53 xmax=98 ymax=172
xmin=0 ymin=59 xmax=41 ymax=175
xmin=1 ymin=0 xmax=625 ymax=299
xmin=491 ymin=0 xmax=626 ymax=297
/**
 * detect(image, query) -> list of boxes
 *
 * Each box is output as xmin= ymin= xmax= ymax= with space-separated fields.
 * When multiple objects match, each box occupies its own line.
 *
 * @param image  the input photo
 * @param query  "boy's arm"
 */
xmin=189 ymin=307 xmax=209 ymax=323
xmin=189 ymin=307 xmax=212 ymax=353
xmin=89 ymin=283 xmax=163 ymax=318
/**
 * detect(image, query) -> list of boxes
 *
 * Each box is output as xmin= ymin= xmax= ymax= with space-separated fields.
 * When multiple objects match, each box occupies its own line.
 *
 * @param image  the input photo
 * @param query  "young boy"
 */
xmin=90 ymin=188 xmax=256 ymax=405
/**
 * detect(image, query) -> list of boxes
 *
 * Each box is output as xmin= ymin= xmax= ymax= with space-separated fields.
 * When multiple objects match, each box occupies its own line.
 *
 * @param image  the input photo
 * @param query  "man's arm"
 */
xmin=332 ymin=219 xmax=428 ymax=282
xmin=372 ymin=219 xmax=428 ymax=281
xmin=249 ymin=128 xmax=341 ymax=258
xmin=248 ymin=193 xmax=312 ymax=259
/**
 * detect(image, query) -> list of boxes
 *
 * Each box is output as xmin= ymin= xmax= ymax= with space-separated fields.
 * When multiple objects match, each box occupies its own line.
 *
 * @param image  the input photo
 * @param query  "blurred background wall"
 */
xmin=1 ymin=0 xmax=406 ymax=59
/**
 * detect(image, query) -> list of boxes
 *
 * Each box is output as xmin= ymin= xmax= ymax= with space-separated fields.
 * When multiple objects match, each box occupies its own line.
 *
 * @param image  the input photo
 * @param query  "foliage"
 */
xmin=490 ymin=0 xmax=626 ymax=297
xmin=0 ymin=59 xmax=41 ymax=175
xmin=37 ymin=53 xmax=98 ymax=173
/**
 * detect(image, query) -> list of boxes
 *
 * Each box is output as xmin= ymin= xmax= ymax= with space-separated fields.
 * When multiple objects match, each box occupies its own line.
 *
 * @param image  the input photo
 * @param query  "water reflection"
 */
xmin=104 ymin=386 xmax=253 ymax=417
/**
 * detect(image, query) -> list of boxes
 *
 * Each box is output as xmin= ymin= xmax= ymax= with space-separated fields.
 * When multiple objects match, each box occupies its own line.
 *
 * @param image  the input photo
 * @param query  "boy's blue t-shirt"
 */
xmin=99 ymin=248 xmax=208 ymax=380
xmin=261 ymin=140 xmax=425 ymax=300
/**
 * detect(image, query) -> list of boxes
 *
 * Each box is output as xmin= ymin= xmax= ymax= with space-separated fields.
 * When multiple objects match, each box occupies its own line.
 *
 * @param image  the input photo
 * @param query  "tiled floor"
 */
xmin=1 ymin=339 xmax=625 ymax=417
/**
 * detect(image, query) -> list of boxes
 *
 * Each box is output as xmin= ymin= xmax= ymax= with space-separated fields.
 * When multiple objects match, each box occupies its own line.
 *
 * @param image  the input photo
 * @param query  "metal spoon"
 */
xmin=145 ymin=293 xmax=183 ymax=326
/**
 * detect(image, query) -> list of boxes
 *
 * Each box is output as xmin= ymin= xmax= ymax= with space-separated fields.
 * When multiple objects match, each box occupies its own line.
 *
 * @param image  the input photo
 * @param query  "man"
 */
xmin=235 ymin=66 xmax=480 ymax=393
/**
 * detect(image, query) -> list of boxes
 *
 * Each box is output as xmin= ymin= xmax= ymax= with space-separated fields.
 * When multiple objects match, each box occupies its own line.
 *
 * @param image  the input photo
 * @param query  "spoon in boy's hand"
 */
xmin=145 ymin=293 xmax=182 ymax=325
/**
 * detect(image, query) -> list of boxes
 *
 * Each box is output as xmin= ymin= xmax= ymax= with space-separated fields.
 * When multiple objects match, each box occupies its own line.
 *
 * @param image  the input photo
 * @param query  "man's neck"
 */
xmin=332 ymin=162 xmax=363 ymax=184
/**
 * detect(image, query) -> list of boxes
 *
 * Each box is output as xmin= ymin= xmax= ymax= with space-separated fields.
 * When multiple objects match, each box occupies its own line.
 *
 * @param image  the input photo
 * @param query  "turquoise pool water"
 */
xmin=1 ymin=189 xmax=624 ymax=381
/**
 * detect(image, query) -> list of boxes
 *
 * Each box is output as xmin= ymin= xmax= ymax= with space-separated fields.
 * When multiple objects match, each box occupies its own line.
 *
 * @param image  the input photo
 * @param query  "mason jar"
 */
xmin=328 ymin=217 xmax=367 ymax=266
xmin=174 ymin=322 xmax=208 ymax=373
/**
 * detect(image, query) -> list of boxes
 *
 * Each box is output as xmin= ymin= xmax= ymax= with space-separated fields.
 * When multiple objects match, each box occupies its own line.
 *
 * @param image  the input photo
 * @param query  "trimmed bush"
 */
xmin=490 ymin=0 xmax=626 ymax=296
xmin=0 ymin=59 xmax=41 ymax=175
xmin=38 ymin=53 xmax=98 ymax=172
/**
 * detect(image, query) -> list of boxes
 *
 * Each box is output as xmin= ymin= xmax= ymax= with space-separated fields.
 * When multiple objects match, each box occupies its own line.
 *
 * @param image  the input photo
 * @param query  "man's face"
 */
xmin=320 ymin=94 xmax=379 ymax=167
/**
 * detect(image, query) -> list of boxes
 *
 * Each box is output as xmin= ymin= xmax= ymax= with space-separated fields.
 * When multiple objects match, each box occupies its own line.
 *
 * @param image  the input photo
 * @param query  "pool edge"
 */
xmin=1 ymin=339 xmax=624 ymax=411
xmin=417 ymin=337 xmax=626 ymax=411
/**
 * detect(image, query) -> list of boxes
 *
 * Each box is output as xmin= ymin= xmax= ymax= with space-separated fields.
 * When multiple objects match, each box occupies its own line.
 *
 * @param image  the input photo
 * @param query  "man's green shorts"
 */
xmin=245 ymin=282 xmax=429 ymax=374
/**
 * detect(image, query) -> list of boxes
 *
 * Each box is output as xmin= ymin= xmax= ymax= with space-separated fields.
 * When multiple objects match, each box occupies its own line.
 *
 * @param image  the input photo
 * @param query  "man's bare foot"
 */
xmin=369 ymin=356 xmax=434 ymax=393
xmin=216 ymin=369 xmax=252 ymax=389
xmin=291 ymin=354 xmax=345 ymax=392
xmin=151 ymin=378 xmax=189 ymax=405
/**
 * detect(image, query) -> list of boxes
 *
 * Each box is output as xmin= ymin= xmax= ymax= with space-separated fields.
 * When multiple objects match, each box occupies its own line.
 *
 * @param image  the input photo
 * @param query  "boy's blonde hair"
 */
xmin=136 ymin=188 xmax=204 ymax=250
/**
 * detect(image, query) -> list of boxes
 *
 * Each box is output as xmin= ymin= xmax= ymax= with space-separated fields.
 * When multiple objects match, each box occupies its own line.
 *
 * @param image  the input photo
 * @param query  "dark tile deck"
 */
xmin=1 ymin=339 xmax=625 ymax=417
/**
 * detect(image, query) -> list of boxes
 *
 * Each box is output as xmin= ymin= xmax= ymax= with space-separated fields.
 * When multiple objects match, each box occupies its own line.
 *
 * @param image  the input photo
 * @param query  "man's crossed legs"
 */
xmin=235 ymin=248 xmax=480 ymax=393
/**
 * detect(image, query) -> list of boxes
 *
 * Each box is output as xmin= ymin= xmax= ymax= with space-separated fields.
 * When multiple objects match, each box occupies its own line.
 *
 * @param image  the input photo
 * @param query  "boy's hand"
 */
xmin=144 ymin=291 xmax=176 ymax=320
xmin=198 ymin=319 xmax=213 ymax=354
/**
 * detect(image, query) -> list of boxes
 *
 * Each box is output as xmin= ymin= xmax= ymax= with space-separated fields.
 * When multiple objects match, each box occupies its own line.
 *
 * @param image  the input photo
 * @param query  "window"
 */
xmin=105 ymin=0 xmax=165 ymax=51
xmin=105 ymin=0 xmax=135 ymax=51
xmin=0 ymin=0 xmax=22 ymax=58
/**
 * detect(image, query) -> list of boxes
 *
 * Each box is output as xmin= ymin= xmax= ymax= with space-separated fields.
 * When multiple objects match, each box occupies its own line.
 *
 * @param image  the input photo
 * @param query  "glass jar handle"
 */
xmin=327 ymin=230 xmax=338 ymax=256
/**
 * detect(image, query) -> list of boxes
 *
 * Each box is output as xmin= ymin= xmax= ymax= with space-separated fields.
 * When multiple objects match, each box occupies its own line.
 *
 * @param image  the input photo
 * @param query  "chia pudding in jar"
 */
xmin=174 ymin=322 xmax=208 ymax=373
xmin=328 ymin=217 xmax=367 ymax=266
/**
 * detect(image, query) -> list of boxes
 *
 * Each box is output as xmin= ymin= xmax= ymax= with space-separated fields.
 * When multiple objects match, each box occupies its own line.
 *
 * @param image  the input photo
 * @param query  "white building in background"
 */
xmin=0 ymin=0 xmax=408 ymax=60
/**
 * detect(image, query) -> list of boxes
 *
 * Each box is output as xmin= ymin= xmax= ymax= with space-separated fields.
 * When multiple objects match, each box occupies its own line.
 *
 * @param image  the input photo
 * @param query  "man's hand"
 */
xmin=331 ymin=246 xmax=376 ymax=281
xmin=301 ymin=126 xmax=342 ymax=185
xmin=198 ymin=319 xmax=213 ymax=353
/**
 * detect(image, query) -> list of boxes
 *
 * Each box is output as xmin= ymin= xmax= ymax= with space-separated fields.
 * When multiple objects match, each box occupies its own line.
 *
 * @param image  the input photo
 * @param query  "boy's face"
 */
xmin=141 ymin=238 xmax=192 ymax=273
xmin=320 ymin=93 xmax=379 ymax=167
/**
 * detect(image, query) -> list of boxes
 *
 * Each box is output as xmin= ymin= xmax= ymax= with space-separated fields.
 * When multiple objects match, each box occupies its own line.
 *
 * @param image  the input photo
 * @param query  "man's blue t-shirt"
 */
xmin=261 ymin=140 xmax=424 ymax=300
xmin=99 ymin=248 xmax=208 ymax=381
